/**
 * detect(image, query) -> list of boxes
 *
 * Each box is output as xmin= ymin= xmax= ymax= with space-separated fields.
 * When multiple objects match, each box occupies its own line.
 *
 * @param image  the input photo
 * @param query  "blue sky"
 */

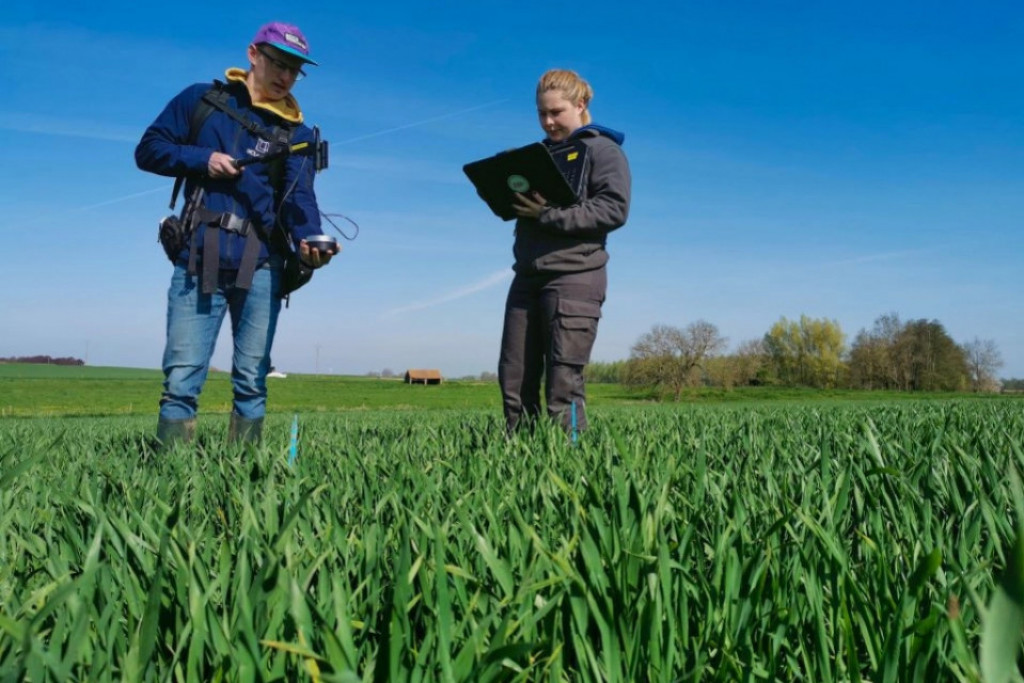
xmin=2 ymin=1 xmax=1023 ymax=378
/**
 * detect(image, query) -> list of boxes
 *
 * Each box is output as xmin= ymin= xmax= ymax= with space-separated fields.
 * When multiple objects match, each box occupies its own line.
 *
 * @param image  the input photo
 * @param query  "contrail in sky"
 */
xmin=383 ymin=268 xmax=513 ymax=317
xmin=825 ymin=248 xmax=934 ymax=267
xmin=334 ymin=99 xmax=508 ymax=146
xmin=30 ymin=100 xmax=507 ymax=222
xmin=0 ymin=110 xmax=143 ymax=143
xmin=76 ymin=186 xmax=169 ymax=211
xmin=23 ymin=186 xmax=170 ymax=227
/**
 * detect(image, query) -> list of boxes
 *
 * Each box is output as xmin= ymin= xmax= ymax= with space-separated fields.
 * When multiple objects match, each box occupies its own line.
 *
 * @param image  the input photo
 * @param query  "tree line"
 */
xmin=0 ymin=355 xmax=85 ymax=366
xmin=583 ymin=313 xmax=1010 ymax=398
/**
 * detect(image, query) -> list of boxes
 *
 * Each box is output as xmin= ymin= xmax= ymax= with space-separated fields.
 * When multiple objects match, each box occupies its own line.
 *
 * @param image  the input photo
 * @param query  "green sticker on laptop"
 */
xmin=507 ymin=174 xmax=530 ymax=192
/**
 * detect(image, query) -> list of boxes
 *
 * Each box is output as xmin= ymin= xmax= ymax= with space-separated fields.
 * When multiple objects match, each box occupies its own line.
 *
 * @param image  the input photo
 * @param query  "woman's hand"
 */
xmin=512 ymin=191 xmax=549 ymax=219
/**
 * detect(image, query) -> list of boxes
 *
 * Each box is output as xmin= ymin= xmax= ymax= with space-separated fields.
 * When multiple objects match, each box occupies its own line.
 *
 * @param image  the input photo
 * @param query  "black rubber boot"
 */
xmin=156 ymin=417 xmax=196 ymax=452
xmin=228 ymin=413 xmax=264 ymax=445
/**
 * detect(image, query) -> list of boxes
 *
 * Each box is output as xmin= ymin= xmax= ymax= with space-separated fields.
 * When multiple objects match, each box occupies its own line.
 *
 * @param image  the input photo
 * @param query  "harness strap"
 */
xmin=169 ymin=85 xmax=225 ymax=210
xmin=167 ymin=79 xmax=301 ymax=295
xmin=169 ymin=81 xmax=277 ymax=210
xmin=194 ymin=208 xmax=262 ymax=294
xmin=200 ymin=230 xmax=262 ymax=294
xmin=203 ymin=88 xmax=267 ymax=138
xmin=187 ymin=237 xmax=199 ymax=277
xmin=184 ymin=188 xmax=205 ymax=277
xmin=236 ymin=233 xmax=262 ymax=291
xmin=202 ymin=227 xmax=220 ymax=294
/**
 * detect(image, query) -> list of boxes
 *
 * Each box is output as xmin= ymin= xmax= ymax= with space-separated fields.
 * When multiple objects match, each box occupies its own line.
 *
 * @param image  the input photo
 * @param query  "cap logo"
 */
xmin=283 ymin=32 xmax=308 ymax=51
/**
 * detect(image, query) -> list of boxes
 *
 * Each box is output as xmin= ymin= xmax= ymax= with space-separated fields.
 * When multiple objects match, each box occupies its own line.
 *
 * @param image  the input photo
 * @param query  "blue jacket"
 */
xmin=135 ymin=69 xmax=321 ymax=269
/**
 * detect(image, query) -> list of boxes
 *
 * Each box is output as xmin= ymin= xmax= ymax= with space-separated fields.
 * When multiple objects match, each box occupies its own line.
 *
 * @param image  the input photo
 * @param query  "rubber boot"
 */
xmin=228 ymin=412 xmax=264 ymax=445
xmin=156 ymin=417 xmax=196 ymax=452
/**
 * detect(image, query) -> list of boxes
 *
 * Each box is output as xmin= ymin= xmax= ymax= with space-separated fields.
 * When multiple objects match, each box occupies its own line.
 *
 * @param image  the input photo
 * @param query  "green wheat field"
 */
xmin=2 ymin=365 xmax=1023 ymax=681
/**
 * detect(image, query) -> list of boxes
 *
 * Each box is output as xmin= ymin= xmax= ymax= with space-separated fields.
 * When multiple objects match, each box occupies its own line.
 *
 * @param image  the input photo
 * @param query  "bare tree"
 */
xmin=624 ymin=321 xmax=727 ymax=400
xmin=962 ymin=337 xmax=1004 ymax=392
xmin=734 ymin=338 xmax=768 ymax=386
xmin=872 ymin=312 xmax=907 ymax=389
xmin=705 ymin=338 xmax=766 ymax=389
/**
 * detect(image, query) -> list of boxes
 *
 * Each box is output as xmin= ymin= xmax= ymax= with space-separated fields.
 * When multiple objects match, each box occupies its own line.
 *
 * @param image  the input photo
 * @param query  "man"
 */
xmin=135 ymin=21 xmax=333 ymax=449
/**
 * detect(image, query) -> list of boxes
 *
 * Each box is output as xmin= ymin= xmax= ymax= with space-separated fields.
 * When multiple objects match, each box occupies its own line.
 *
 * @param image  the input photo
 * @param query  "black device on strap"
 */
xmin=313 ymin=125 xmax=328 ymax=171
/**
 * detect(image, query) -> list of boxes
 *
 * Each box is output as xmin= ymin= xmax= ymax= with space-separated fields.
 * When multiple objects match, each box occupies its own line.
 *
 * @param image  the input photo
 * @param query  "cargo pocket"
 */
xmin=552 ymin=298 xmax=602 ymax=365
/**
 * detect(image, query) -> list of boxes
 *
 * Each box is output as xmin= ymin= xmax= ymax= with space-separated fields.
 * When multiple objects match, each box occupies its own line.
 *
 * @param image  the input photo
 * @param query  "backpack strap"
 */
xmin=174 ymin=85 xmax=221 ymax=279
xmin=168 ymin=81 xmax=229 ymax=210
xmin=170 ymin=80 xmax=294 ymax=216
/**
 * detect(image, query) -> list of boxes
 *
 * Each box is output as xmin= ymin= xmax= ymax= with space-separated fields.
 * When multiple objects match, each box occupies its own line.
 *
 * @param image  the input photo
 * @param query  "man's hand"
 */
xmin=299 ymin=240 xmax=337 ymax=269
xmin=208 ymin=152 xmax=241 ymax=179
xmin=512 ymin=191 xmax=549 ymax=219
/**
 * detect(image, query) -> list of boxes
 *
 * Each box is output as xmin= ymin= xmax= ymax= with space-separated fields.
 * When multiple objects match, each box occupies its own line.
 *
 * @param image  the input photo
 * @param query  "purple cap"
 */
xmin=252 ymin=21 xmax=318 ymax=66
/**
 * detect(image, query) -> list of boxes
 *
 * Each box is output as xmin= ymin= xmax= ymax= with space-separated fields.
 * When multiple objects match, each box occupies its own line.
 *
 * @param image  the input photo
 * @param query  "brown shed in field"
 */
xmin=404 ymin=369 xmax=443 ymax=385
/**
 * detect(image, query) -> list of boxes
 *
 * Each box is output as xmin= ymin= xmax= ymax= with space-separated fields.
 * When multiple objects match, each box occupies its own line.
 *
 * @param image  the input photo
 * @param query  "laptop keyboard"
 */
xmin=548 ymin=140 xmax=589 ymax=198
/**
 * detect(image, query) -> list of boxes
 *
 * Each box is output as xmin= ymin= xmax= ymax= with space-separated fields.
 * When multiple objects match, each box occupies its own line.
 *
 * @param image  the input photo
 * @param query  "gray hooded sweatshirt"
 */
xmin=512 ymin=124 xmax=631 ymax=274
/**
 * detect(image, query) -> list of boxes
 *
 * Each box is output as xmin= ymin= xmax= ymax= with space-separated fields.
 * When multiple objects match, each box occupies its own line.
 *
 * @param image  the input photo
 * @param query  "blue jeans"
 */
xmin=159 ymin=262 xmax=282 ymax=421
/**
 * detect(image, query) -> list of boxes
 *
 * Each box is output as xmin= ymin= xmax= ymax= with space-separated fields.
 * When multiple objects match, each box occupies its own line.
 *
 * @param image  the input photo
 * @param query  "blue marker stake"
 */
xmin=571 ymin=400 xmax=578 ymax=445
xmin=288 ymin=414 xmax=299 ymax=466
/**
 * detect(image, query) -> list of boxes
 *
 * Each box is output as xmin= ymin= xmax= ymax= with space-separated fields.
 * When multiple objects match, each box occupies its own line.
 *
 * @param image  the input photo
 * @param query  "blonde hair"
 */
xmin=536 ymin=69 xmax=593 ymax=125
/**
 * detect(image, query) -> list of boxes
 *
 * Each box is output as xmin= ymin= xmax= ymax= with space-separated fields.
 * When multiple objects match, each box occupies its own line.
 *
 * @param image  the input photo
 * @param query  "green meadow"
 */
xmin=2 ymin=364 xmax=1023 ymax=681
xmin=0 ymin=363 xmax=998 ymax=418
xmin=0 ymin=364 xmax=508 ymax=416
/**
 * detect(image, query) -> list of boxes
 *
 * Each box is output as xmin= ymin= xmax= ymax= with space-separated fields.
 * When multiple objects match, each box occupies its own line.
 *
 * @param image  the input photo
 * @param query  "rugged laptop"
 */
xmin=464 ymin=140 xmax=589 ymax=221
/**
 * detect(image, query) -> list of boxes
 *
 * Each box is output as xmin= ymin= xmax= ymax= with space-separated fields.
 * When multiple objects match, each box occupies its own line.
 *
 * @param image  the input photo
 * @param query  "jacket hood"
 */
xmin=225 ymin=67 xmax=304 ymax=124
xmin=570 ymin=124 xmax=625 ymax=146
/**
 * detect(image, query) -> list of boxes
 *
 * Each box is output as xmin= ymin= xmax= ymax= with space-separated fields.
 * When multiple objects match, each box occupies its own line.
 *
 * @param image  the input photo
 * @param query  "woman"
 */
xmin=499 ymin=68 xmax=631 ymax=435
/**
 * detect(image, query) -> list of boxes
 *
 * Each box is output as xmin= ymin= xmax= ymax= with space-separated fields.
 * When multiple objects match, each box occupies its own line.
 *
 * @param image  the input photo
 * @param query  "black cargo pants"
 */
xmin=498 ymin=267 xmax=606 ymax=434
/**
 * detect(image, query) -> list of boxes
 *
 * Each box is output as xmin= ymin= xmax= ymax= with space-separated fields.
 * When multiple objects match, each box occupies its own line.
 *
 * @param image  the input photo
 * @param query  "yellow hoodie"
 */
xmin=225 ymin=67 xmax=303 ymax=124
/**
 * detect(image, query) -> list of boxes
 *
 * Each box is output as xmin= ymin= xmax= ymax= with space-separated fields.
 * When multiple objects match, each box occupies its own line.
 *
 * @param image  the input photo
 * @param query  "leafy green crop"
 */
xmin=1 ymin=401 xmax=1022 ymax=681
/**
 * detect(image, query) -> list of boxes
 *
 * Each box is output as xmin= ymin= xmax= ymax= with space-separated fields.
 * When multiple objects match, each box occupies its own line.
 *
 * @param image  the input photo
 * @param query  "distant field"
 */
xmin=0 ymin=364 xmax=164 ymax=380
xmin=1 ymin=363 xmax=1016 ymax=417
xmin=0 ymin=364 xmax=504 ymax=416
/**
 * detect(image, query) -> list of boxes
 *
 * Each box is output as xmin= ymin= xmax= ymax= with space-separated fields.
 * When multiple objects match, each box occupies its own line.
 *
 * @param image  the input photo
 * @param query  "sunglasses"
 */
xmin=257 ymin=46 xmax=306 ymax=80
